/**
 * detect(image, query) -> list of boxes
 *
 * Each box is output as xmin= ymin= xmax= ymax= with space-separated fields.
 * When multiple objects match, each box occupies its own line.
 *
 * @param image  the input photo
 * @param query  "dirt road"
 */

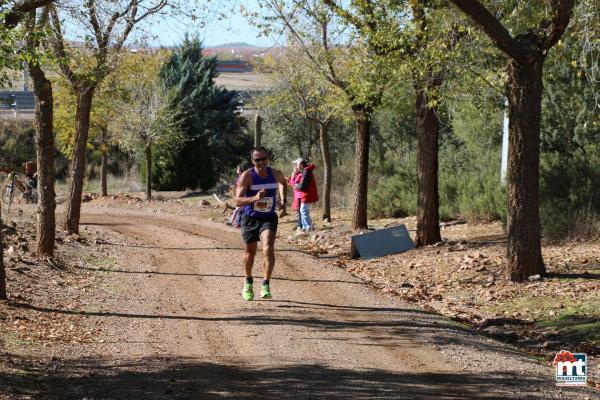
xmin=4 ymin=207 xmax=596 ymax=399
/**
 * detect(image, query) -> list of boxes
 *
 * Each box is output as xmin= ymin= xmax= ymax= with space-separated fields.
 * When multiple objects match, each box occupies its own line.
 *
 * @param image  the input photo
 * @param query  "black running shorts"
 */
xmin=240 ymin=213 xmax=278 ymax=244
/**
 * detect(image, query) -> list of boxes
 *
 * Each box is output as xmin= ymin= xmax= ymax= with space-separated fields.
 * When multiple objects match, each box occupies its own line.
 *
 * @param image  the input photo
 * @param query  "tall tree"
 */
xmin=155 ymin=37 xmax=247 ymax=190
xmin=410 ymin=2 xmax=442 ymax=246
xmin=92 ymin=72 xmax=128 ymax=196
xmin=0 ymin=199 xmax=5 ymax=300
xmin=255 ymin=88 xmax=321 ymax=160
xmin=449 ymin=0 xmax=575 ymax=281
xmin=261 ymin=52 xmax=347 ymax=222
xmin=25 ymin=7 xmax=56 ymax=256
xmin=251 ymin=0 xmax=390 ymax=229
xmin=0 ymin=0 xmax=55 ymax=297
xmin=323 ymin=0 xmax=464 ymax=245
xmin=111 ymin=54 xmax=182 ymax=200
xmin=53 ymin=65 xmax=123 ymax=196
xmin=46 ymin=0 xmax=169 ymax=233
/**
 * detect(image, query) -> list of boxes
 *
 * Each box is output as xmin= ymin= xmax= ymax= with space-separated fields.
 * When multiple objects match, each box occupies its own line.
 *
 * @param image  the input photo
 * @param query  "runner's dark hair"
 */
xmin=250 ymin=146 xmax=270 ymax=159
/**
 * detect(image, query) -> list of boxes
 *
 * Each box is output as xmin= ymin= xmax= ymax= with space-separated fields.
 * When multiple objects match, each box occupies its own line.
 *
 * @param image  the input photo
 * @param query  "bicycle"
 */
xmin=2 ymin=171 xmax=38 ymax=211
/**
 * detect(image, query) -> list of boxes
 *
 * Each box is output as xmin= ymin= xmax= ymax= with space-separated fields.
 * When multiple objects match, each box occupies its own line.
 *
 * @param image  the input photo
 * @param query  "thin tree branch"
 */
xmin=48 ymin=4 xmax=78 ymax=86
xmin=541 ymin=0 xmax=575 ymax=51
xmin=86 ymin=0 xmax=104 ymax=48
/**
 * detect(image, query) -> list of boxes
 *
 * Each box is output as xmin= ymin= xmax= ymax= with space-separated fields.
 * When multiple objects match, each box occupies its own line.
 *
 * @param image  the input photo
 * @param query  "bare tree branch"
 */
xmin=449 ymin=0 xmax=528 ymax=63
xmin=48 ymin=4 xmax=78 ymax=86
xmin=86 ymin=0 xmax=104 ymax=48
xmin=318 ymin=16 xmax=345 ymax=89
xmin=269 ymin=0 xmax=344 ymax=89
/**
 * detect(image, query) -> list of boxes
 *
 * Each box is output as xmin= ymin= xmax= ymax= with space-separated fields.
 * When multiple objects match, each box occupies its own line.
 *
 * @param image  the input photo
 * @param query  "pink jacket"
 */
xmin=288 ymin=171 xmax=302 ymax=199
xmin=288 ymin=171 xmax=302 ymax=211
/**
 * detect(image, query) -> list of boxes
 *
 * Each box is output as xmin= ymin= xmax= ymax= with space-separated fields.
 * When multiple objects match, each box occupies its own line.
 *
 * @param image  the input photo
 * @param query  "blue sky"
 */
xmin=145 ymin=1 xmax=276 ymax=48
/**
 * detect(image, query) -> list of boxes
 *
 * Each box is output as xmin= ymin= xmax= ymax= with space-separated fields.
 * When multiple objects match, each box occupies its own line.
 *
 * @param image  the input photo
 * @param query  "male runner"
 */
xmin=235 ymin=147 xmax=287 ymax=301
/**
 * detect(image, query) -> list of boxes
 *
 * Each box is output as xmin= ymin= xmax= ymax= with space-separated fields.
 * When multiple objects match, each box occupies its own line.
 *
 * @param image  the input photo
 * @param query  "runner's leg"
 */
xmin=244 ymin=242 xmax=257 ymax=278
xmin=260 ymin=229 xmax=276 ymax=281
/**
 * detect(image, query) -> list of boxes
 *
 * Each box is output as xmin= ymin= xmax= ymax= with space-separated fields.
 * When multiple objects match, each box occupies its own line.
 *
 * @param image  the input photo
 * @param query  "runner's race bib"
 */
xmin=254 ymin=196 xmax=274 ymax=213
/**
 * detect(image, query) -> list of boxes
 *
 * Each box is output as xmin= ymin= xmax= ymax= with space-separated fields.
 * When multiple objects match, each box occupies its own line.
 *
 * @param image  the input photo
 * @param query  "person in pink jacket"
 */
xmin=287 ymin=163 xmax=303 ymax=230
xmin=293 ymin=158 xmax=318 ymax=231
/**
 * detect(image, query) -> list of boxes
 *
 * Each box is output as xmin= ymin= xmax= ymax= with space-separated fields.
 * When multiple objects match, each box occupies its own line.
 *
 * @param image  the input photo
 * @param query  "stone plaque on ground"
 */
xmin=350 ymin=224 xmax=415 ymax=260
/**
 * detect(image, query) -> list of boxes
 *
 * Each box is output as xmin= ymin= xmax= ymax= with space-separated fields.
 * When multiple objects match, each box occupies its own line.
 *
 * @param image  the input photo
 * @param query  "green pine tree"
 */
xmin=153 ymin=36 xmax=249 ymax=190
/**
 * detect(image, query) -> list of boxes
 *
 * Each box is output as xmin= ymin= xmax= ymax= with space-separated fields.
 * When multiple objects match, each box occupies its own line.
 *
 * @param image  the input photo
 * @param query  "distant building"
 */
xmin=216 ymin=60 xmax=252 ymax=73
xmin=0 ymin=90 xmax=35 ymax=120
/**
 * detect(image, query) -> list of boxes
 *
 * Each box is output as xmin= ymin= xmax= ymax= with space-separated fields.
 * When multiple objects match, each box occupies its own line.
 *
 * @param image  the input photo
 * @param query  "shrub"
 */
xmin=0 ymin=120 xmax=35 ymax=169
xmin=369 ymin=162 xmax=507 ymax=223
xmin=456 ymin=172 xmax=506 ymax=223
xmin=540 ymin=153 xmax=600 ymax=239
xmin=368 ymin=165 xmax=416 ymax=218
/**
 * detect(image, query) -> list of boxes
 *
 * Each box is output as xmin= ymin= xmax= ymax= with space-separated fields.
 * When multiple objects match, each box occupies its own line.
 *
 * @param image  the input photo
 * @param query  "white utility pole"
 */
xmin=500 ymin=100 xmax=509 ymax=185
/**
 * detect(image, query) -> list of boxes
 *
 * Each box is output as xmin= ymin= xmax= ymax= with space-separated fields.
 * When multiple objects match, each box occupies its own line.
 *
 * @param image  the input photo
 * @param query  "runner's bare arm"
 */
xmin=235 ymin=171 xmax=263 ymax=207
xmin=272 ymin=169 xmax=288 ymax=208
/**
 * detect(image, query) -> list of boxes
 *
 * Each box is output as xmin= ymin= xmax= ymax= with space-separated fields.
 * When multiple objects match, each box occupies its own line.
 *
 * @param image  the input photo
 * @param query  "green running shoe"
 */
xmin=260 ymin=284 xmax=272 ymax=299
xmin=242 ymin=283 xmax=254 ymax=301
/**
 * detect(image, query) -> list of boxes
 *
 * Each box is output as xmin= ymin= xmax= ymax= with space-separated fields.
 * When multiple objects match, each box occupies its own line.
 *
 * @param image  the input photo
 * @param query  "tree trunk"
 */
xmin=145 ymin=141 xmax=152 ymax=201
xmin=351 ymin=105 xmax=371 ymax=230
xmin=319 ymin=122 xmax=332 ymax=222
xmin=64 ymin=86 xmax=95 ymax=234
xmin=506 ymin=57 xmax=546 ymax=282
xmin=0 ymin=201 xmax=6 ymax=300
xmin=415 ymin=80 xmax=442 ymax=246
xmin=100 ymin=127 xmax=108 ymax=197
xmin=30 ymin=63 xmax=56 ymax=256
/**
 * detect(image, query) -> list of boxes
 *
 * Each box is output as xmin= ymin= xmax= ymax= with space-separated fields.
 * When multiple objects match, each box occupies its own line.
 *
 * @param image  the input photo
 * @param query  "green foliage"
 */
xmin=368 ymin=164 xmax=417 ymax=219
xmin=538 ymin=31 xmax=600 ymax=239
xmin=368 ymin=157 xmax=506 ymax=223
xmin=0 ymin=10 xmax=38 ymax=87
xmin=259 ymin=103 xmax=320 ymax=163
xmin=371 ymin=97 xmax=416 ymax=162
xmin=110 ymin=53 xmax=183 ymax=154
xmin=53 ymin=79 xmax=79 ymax=158
xmin=153 ymin=37 xmax=250 ymax=190
xmin=540 ymin=153 xmax=600 ymax=239
xmin=442 ymin=171 xmax=506 ymax=223
xmin=259 ymin=102 xmax=354 ymax=172
xmin=0 ymin=120 xmax=35 ymax=168
xmin=369 ymin=93 xmax=507 ymax=223
xmin=256 ymin=51 xmax=352 ymax=164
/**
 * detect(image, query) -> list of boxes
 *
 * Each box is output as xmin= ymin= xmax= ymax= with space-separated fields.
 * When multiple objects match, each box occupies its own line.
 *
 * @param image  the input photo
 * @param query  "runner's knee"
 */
xmin=262 ymin=243 xmax=274 ymax=256
xmin=245 ymin=244 xmax=257 ymax=257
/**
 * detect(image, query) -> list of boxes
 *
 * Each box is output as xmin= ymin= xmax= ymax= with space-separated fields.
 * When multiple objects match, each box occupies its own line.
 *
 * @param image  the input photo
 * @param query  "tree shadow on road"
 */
xmin=7 ymin=300 xmax=528 ymax=361
xmin=80 ymin=238 xmax=309 ymax=255
xmin=72 ymin=265 xmax=364 ymax=285
xmin=0 ymin=353 xmax=575 ymax=400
